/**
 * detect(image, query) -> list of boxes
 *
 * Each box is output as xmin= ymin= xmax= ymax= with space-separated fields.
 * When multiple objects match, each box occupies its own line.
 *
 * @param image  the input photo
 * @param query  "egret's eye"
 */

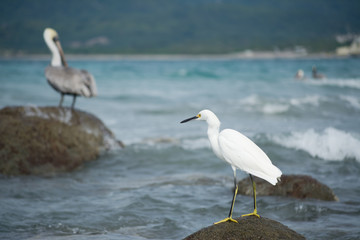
xmin=197 ymin=114 xmax=201 ymax=118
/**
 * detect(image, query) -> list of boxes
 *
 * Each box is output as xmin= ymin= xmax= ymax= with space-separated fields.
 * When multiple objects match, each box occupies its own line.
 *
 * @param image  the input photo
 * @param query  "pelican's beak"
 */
xmin=54 ymin=38 xmax=68 ymax=67
xmin=180 ymin=114 xmax=199 ymax=123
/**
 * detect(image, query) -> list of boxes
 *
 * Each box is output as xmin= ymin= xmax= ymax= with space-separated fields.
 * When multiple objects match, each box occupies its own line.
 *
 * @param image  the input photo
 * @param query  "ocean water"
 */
xmin=0 ymin=57 xmax=360 ymax=240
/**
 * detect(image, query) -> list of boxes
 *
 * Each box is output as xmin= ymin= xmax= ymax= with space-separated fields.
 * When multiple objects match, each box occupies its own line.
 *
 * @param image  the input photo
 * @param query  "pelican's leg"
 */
xmin=241 ymin=174 xmax=260 ymax=218
xmin=71 ymin=95 xmax=77 ymax=109
xmin=214 ymin=169 xmax=238 ymax=224
xmin=59 ymin=93 xmax=64 ymax=107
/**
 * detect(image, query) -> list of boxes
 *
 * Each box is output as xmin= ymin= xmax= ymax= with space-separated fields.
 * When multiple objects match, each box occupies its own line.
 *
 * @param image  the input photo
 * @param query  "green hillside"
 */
xmin=1 ymin=0 xmax=360 ymax=54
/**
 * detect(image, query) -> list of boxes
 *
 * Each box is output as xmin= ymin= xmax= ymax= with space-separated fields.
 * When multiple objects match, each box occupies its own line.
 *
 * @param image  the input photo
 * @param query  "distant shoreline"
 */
xmin=0 ymin=51 xmax=349 ymax=61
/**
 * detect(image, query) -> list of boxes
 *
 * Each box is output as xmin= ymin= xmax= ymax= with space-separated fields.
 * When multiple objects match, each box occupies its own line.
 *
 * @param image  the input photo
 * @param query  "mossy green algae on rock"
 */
xmin=0 ymin=106 xmax=123 ymax=175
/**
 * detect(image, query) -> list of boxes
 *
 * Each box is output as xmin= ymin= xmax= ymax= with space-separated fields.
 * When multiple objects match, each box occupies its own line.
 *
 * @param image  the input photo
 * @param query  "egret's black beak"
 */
xmin=180 ymin=116 xmax=198 ymax=123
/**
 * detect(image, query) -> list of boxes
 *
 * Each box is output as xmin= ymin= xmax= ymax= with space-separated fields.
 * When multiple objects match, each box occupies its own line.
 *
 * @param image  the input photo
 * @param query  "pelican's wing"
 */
xmin=80 ymin=69 xmax=97 ymax=97
xmin=45 ymin=66 xmax=71 ymax=93
xmin=218 ymin=129 xmax=281 ymax=185
xmin=45 ymin=66 xmax=97 ymax=97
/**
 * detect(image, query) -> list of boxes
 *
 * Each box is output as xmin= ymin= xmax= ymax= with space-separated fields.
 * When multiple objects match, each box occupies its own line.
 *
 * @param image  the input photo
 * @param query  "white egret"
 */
xmin=43 ymin=28 xmax=97 ymax=109
xmin=181 ymin=109 xmax=282 ymax=224
xmin=295 ymin=69 xmax=305 ymax=80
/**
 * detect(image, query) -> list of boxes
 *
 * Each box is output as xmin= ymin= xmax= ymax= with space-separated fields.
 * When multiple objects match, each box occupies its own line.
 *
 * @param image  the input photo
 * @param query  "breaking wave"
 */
xmin=340 ymin=95 xmax=360 ymax=110
xmin=238 ymin=94 xmax=322 ymax=115
xmin=307 ymin=78 xmax=360 ymax=90
xmin=182 ymin=138 xmax=210 ymax=150
xmin=270 ymin=127 xmax=360 ymax=161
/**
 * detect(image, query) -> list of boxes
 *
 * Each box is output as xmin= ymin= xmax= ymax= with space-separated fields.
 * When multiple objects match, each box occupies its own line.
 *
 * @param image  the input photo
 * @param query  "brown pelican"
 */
xmin=43 ymin=28 xmax=97 ymax=109
xmin=312 ymin=66 xmax=326 ymax=79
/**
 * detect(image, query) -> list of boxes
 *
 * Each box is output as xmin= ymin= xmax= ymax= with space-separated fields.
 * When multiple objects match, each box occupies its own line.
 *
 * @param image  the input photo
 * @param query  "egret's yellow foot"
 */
xmin=241 ymin=211 xmax=260 ymax=218
xmin=214 ymin=217 xmax=238 ymax=224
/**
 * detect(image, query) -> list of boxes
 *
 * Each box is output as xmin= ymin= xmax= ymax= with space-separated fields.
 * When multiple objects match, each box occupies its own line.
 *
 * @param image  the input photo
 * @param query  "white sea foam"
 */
xmin=182 ymin=138 xmax=210 ymax=150
xmin=262 ymin=104 xmax=290 ymax=114
xmin=239 ymin=94 xmax=323 ymax=114
xmin=24 ymin=105 xmax=47 ymax=118
xmin=271 ymin=128 xmax=360 ymax=161
xmin=53 ymin=109 xmax=72 ymax=124
xmin=289 ymin=95 xmax=321 ymax=107
xmin=139 ymin=137 xmax=181 ymax=150
xmin=340 ymin=95 xmax=360 ymax=110
xmin=307 ymin=78 xmax=360 ymax=89
xmin=239 ymin=95 xmax=289 ymax=114
xmin=241 ymin=94 xmax=260 ymax=105
xmin=24 ymin=106 xmax=73 ymax=125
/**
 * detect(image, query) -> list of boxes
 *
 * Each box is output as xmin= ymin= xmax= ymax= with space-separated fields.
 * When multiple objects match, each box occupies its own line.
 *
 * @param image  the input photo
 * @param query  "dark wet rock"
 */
xmin=238 ymin=174 xmax=338 ymax=201
xmin=0 ymin=106 xmax=124 ymax=176
xmin=184 ymin=216 xmax=305 ymax=240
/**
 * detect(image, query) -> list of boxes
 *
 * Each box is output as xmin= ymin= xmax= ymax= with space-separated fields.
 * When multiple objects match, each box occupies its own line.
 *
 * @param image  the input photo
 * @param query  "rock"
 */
xmin=184 ymin=216 xmax=305 ymax=240
xmin=238 ymin=174 xmax=338 ymax=201
xmin=0 ymin=106 xmax=124 ymax=176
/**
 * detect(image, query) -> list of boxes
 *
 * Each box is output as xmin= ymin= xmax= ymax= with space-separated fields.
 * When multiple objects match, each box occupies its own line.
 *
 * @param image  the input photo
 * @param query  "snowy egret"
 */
xmin=181 ymin=109 xmax=282 ymax=224
xmin=43 ymin=28 xmax=97 ymax=109
xmin=295 ymin=69 xmax=305 ymax=80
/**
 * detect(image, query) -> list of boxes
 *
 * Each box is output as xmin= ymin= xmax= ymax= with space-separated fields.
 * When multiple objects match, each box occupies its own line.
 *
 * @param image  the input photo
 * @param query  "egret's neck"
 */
xmin=206 ymin=118 xmax=223 ymax=160
xmin=45 ymin=38 xmax=62 ymax=66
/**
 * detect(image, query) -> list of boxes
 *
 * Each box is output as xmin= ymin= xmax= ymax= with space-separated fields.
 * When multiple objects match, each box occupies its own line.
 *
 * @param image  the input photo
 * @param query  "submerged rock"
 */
xmin=184 ymin=216 xmax=305 ymax=240
xmin=0 ymin=106 xmax=123 ymax=175
xmin=238 ymin=174 xmax=338 ymax=201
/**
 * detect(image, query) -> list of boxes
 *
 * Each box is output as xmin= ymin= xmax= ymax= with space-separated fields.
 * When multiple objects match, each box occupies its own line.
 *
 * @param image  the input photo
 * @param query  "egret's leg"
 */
xmin=214 ymin=169 xmax=238 ymax=224
xmin=71 ymin=95 xmax=77 ymax=109
xmin=241 ymin=174 xmax=260 ymax=218
xmin=59 ymin=93 xmax=64 ymax=107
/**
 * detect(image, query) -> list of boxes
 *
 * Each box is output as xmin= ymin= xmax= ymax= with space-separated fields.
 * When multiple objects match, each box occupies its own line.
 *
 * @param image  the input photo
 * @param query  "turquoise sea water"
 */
xmin=0 ymin=57 xmax=360 ymax=239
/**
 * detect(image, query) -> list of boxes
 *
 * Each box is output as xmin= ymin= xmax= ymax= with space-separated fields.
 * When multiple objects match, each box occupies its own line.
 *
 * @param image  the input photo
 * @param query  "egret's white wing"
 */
xmin=218 ymin=129 xmax=281 ymax=185
xmin=45 ymin=66 xmax=97 ymax=97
